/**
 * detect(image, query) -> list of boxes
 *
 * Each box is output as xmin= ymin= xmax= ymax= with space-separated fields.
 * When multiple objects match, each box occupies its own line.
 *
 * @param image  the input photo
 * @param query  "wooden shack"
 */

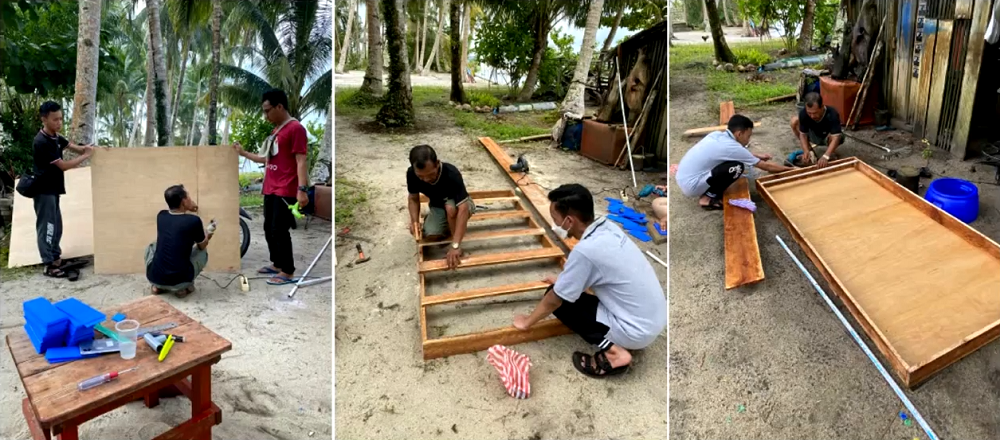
xmin=868 ymin=0 xmax=998 ymax=159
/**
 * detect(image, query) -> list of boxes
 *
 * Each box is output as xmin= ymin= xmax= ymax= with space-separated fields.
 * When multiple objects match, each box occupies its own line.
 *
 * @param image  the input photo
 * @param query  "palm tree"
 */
xmin=420 ymin=0 xmax=447 ymax=75
xmin=706 ymin=0 xmax=735 ymax=63
xmin=449 ymin=0 xmax=464 ymax=103
xmin=376 ymin=0 xmax=414 ymax=127
xmin=459 ymin=2 xmax=471 ymax=82
xmin=70 ymin=0 xmax=102 ymax=146
xmin=798 ymin=0 xmax=816 ymax=54
xmin=358 ymin=0 xmax=383 ymax=97
xmin=220 ymin=0 xmax=331 ymax=120
xmin=147 ymin=0 xmax=172 ymax=146
xmin=558 ymin=0 xmax=603 ymax=117
xmin=601 ymin=2 xmax=624 ymax=53
xmin=208 ymin=0 xmax=221 ymax=145
xmin=336 ymin=0 xmax=357 ymax=73
xmin=144 ymin=35 xmax=156 ymax=146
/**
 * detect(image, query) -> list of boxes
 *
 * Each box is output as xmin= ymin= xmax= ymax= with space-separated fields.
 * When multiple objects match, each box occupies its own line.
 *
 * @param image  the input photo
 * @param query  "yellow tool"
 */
xmin=158 ymin=334 xmax=176 ymax=362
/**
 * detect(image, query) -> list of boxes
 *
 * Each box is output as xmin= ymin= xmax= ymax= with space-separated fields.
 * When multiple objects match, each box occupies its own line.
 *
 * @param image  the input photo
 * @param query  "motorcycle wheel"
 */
xmin=239 ymin=217 xmax=251 ymax=258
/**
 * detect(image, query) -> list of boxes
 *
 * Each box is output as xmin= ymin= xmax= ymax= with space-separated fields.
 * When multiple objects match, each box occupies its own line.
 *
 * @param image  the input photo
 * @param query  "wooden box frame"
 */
xmin=756 ymin=157 xmax=1000 ymax=388
xmin=416 ymin=190 xmax=572 ymax=360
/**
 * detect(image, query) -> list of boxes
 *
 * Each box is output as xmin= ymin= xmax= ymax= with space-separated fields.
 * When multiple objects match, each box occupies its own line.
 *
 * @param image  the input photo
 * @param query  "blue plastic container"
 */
xmin=23 ymin=298 xmax=69 ymax=352
xmin=924 ymin=178 xmax=979 ymax=223
xmin=54 ymin=298 xmax=105 ymax=327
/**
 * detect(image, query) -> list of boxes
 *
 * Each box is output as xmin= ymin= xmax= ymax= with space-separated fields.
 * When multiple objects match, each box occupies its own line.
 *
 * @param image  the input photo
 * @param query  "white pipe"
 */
xmin=645 ymin=250 xmax=668 ymax=268
xmin=295 ymin=276 xmax=332 ymax=287
xmin=288 ymin=236 xmax=333 ymax=298
xmin=614 ymin=56 xmax=637 ymax=188
xmin=775 ymin=235 xmax=940 ymax=440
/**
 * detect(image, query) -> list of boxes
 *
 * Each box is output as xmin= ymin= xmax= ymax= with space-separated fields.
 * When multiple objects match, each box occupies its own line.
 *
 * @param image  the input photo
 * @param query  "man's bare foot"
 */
xmin=604 ymin=345 xmax=632 ymax=369
xmin=699 ymin=195 xmax=723 ymax=210
xmin=175 ymin=286 xmax=195 ymax=298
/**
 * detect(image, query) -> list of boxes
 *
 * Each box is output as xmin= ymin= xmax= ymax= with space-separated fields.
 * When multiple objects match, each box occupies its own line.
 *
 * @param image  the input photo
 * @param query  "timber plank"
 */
xmin=951 ymin=0 xmax=991 ymax=158
xmin=468 ymin=210 xmax=531 ymax=222
xmin=682 ymin=122 xmax=761 ymax=138
xmin=719 ymin=101 xmax=735 ymax=123
xmin=912 ymin=18 xmax=938 ymax=136
xmin=422 ymin=281 xmax=551 ymax=307
xmin=759 ymin=158 xmax=1000 ymax=387
xmin=418 ymin=228 xmax=545 ymax=247
xmin=923 ymin=20 xmax=953 ymax=142
xmin=422 ymin=319 xmax=572 ymax=360
xmin=419 ymin=247 xmax=564 ymax=273
xmin=722 ymin=178 xmax=765 ymax=289
xmin=419 ymin=190 xmax=515 ymax=203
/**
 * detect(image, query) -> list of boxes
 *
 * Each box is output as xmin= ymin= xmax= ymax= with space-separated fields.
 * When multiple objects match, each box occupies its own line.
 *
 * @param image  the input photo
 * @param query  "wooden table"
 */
xmin=6 ymin=296 xmax=232 ymax=439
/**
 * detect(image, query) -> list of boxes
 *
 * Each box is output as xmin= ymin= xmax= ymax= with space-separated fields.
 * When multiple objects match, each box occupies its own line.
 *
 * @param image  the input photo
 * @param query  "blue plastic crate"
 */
xmin=54 ymin=298 xmax=105 ymax=328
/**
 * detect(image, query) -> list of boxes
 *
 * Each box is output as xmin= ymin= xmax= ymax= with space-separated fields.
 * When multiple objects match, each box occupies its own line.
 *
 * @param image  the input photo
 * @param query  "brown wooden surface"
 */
xmin=7 ymin=296 xmax=232 ymax=426
xmin=422 ymin=281 xmax=551 ymax=307
xmin=418 ymin=228 xmax=545 ymax=247
xmin=9 ymin=168 xmax=94 ymax=268
xmin=467 ymin=210 xmax=532 ymax=222
xmin=924 ymin=19 xmax=953 ymax=142
xmin=418 ymin=190 xmax=515 ymax=203
xmin=422 ymin=319 xmax=572 ymax=360
xmin=722 ymin=178 xmax=765 ymax=289
xmin=419 ymin=247 xmax=564 ymax=273
xmin=759 ymin=159 xmax=1000 ymax=387
xmin=479 ymin=137 xmax=578 ymax=250
xmin=951 ymin=0 xmax=992 ymax=158
xmin=719 ymin=101 xmax=735 ymax=122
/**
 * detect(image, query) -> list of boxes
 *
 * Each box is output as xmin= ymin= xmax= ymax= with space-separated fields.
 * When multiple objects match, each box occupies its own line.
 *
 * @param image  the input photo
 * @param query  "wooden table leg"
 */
xmin=22 ymin=398 xmax=50 ymax=440
xmin=144 ymin=391 xmax=160 ymax=408
xmin=55 ymin=425 xmax=78 ymax=440
xmin=190 ymin=364 xmax=213 ymax=440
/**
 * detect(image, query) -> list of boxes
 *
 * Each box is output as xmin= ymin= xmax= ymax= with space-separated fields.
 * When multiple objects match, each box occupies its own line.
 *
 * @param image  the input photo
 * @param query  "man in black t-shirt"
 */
xmin=145 ymin=185 xmax=214 ymax=298
xmin=32 ymin=101 xmax=93 ymax=278
xmin=789 ymin=92 xmax=844 ymax=168
xmin=405 ymin=144 xmax=476 ymax=270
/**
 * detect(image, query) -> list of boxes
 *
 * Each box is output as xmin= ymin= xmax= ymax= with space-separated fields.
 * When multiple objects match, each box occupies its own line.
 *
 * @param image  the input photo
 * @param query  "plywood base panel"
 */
xmin=8 ymin=168 xmax=94 ymax=268
xmin=90 ymin=146 xmax=240 ymax=274
xmin=758 ymin=158 xmax=1000 ymax=387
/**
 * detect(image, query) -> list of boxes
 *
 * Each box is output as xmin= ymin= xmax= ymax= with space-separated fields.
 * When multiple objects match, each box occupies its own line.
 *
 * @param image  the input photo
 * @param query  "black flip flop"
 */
xmin=42 ymin=265 xmax=69 ymax=278
xmin=66 ymin=269 xmax=80 ymax=282
xmin=572 ymin=350 xmax=630 ymax=378
xmin=700 ymin=199 xmax=724 ymax=211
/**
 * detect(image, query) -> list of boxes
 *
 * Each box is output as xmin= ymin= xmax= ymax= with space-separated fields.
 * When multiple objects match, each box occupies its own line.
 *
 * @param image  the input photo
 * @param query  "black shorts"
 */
xmin=552 ymin=290 xmax=614 ymax=350
xmin=703 ymin=161 xmax=744 ymax=200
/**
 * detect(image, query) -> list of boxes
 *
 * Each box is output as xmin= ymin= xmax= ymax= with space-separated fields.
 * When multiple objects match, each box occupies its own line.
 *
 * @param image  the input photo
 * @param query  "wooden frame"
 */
xmin=757 ymin=157 xmax=1000 ymax=388
xmin=417 ymin=190 xmax=571 ymax=360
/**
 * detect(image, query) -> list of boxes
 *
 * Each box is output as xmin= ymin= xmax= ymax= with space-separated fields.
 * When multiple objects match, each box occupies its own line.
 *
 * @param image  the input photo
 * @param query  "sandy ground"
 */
xmin=333 ymin=109 xmax=668 ymax=439
xmin=667 ymin=74 xmax=1000 ymax=440
xmin=335 ymin=71 xmax=496 ymax=88
xmin=0 ymin=212 xmax=333 ymax=440
xmin=672 ymin=26 xmax=774 ymax=46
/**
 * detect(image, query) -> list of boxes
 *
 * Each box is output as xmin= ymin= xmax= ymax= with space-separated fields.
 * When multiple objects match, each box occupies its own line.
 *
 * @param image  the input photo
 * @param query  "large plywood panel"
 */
xmin=7 ymin=168 xmax=94 ymax=267
xmin=760 ymin=160 xmax=1000 ymax=386
xmin=91 ymin=146 xmax=239 ymax=274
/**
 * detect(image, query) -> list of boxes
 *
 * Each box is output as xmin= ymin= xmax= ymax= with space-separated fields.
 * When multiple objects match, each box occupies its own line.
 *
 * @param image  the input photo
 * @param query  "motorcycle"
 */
xmin=239 ymin=207 xmax=251 ymax=258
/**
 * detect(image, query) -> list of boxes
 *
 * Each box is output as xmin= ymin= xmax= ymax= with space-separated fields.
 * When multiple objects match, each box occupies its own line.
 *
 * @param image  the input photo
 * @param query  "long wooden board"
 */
xmin=8 ymin=168 xmax=94 ymax=267
xmin=90 ymin=146 xmax=240 ymax=274
xmin=923 ymin=19 xmax=953 ymax=142
xmin=757 ymin=157 xmax=1000 ymax=387
xmin=720 ymin=101 xmax=764 ymax=289
xmin=950 ymin=0 xmax=992 ymax=158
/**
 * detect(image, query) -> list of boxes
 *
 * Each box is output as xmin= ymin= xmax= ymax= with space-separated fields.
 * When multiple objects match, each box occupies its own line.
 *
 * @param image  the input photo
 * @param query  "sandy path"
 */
xmin=1 ymin=213 xmax=332 ymax=440
xmin=333 ymin=110 xmax=668 ymax=439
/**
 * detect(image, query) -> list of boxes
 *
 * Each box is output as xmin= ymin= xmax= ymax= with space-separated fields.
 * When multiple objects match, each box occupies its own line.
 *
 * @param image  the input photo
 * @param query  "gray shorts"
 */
xmin=423 ymin=198 xmax=476 ymax=238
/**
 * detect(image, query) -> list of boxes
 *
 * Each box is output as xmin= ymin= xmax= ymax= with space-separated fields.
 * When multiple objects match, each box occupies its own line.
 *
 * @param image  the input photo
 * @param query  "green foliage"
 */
xmin=813 ymin=1 xmax=840 ymax=46
xmin=738 ymin=0 xmax=805 ymax=52
xmin=238 ymin=172 xmax=264 ymax=189
xmin=670 ymin=40 xmax=785 ymax=69
xmin=474 ymin=7 xmax=534 ymax=96
xmin=452 ymin=111 xmax=549 ymax=140
xmin=732 ymin=48 xmax=771 ymax=67
xmin=534 ymin=30 xmax=577 ymax=101
xmin=0 ymin=94 xmax=45 ymax=180
xmin=240 ymin=193 xmax=264 ymax=207
xmin=683 ymin=0 xmax=704 ymax=27
xmin=467 ymin=91 xmax=501 ymax=109
xmin=229 ymin=112 xmax=272 ymax=154
xmin=705 ymin=70 xmax=797 ymax=105
xmin=334 ymin=178 xmax=369 ymax=228
xmin=305 ymin=119 xmax=325 ymax=174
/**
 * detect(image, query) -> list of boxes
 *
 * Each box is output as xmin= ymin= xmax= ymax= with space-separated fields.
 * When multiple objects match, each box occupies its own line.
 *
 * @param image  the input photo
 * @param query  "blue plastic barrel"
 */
xmin=924 ymin=178 xmax=979 ymax=223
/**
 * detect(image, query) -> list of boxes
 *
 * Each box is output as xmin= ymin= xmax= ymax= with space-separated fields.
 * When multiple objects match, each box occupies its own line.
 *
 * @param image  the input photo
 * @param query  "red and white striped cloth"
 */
xmin=486 ymin=345 xmax=532 ymax=399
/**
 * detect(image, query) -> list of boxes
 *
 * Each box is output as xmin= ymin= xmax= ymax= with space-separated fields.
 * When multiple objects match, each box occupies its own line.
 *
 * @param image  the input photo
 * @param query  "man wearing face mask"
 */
xmin=675 ymin=114 xmax=794 ymax=210
xmin=513 ymin=184 xmax=667 ymax=378
xmin=405 ymin=144 xmax=475 ymax=270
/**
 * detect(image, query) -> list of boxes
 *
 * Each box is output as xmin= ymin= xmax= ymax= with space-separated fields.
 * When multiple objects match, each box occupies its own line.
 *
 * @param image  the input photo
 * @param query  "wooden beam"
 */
xmin=422 ymin=319 xmax=572 ymax=360
xmin=498 ymin=134 xmax=551 ymax=144
xmin=422 ymin=281 xmax=551 ymax=307
xmin=719 ymin=101 xmax=735 ymax=123
xmin=419 ymin=247 xmax=564 ymax=273
xmin=418 ymin=228 xmax=545 ymax=248
xmin=923 ymin=20 xmax=952 ymax=143
xmin=421 ymin=196 xmax=520 ymax=206
xmin=479 ymin=137 xmax=578 ymax=250
xmin=723 ymin=178 xmax=765 ymax=289
xmin=419 ymin=190 xmax=514 ymax=203
xmin=951 ymin=0 xmax=991 ymax=159
xmin=468 ymin=210 xmax=531 ymax=222
xmin=682 ymin=121 xmax=761 ymax=138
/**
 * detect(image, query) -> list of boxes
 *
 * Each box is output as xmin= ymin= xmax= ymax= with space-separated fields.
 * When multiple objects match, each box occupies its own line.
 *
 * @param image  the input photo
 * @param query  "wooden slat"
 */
xmin=420 ymin=196 xmax=520 ymax=206
xmin=422 ymin=319 xmax=572 ymax=360
xmin=468 ymin=210 xmax=531 ymax=222
xmin=924 ymin=20 xmax=953 ymax=141
xmin=479 ymin=137 xmax=577 ymax=250
xmin=682 ymin=121 xmax=761 ymax=138
xmin=912 ymin=18 xmax=938 ymax=136
xmin=418 ymin=190 xmax=514 ymax=202
xmin=758 ymin=161 xmax=858 ymax=187
xmin=756 ymin=157 xmax=857 ymax=185
xmin=722 ymin=178 xmax=765 ymax=289
xmin=719 ymin=100 xmax=735 ymax=123
xmin=950 ymin=0 xmax=991 ymax=159
xmin=422 ymin=281 xmax=551 ymax=307
xmin=418 ymin=228 xmax=544 ymax=247
xmin=419 ymin=247 xmax=564 ymax=273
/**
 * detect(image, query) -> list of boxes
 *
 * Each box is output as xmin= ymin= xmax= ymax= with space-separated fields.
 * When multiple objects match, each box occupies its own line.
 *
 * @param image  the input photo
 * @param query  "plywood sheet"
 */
xmin=759 ymin=159 xmax=1000 ymax=386
xmin=7 ymin=168 xmax=94 ymax=268
xmin=91 ymin=146 xmax=240 ymax=274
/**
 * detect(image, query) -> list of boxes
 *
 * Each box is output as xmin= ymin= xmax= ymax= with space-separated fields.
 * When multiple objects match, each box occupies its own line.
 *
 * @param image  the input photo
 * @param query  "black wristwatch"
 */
xmin=298 ymin=185 xmax=308 ymax=192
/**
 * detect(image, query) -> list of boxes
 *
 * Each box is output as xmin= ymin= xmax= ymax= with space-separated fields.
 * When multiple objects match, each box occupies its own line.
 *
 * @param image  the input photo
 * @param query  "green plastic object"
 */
xmin=95 ymin=323 xmax=123 ymax=342
xmin=288 ymin=202 xmax=304 ymax=219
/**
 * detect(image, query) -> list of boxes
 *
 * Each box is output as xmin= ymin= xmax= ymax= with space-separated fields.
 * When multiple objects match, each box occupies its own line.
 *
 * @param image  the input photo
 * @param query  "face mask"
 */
xmin=552 ymin=217 xmax=570 ymax=239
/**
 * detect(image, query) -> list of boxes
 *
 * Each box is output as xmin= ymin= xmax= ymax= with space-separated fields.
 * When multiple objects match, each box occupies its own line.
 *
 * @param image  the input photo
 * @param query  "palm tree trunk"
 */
xmin=798 ymin=0 xmax=817 ymax=54
xmin=337 ymin=0 xmax=357 ymax=73
xmin=169 ymin=37 xmax=190 ymax=133
xmin=417 ymin=0 xmax=428 ymax=70
xmin=516 ymin=16 xmax=552 ymax=102
xmin=310 ymin=110 xmax=332 ymax=184
xmin=449 ymin=0 xmax=465 ymax=103
xmin=144 ymin=36 xmax=156 ymax=146
xmin=459 ymin=2 xmax=470 ymax=82
xmin=221 ymin=109 xmax=230 ymax=146
xmin=706 ymin=0 xmax=735 ymax=63
xmin=188 ymin=81 xmax=202 ymax=146
xmin=559 ymin=0 xmax=603 ymax=116
xmin=422 ymin=0 xmax=446 ymax=74
xmin=199 ymin=104 xmax=210 ymax=145
xmin=70 ymin=0 xmax=101 ymax=146
xmin=129 ymin=92 xmax=145 ymax=147
xmin=702 ymin=0 xmax=710 ymax=31
xmin=359 ymin=0 xmax=384 ymax=96
xmin=208 ymin=0 xmax=221 ymax=145
xmin=376 ymin=0 xmax=415 ymax=127
xmin=148 ymin=0 xmax=172 ymax=146
xmin=601 ymin=4 xmax=624 ymax=54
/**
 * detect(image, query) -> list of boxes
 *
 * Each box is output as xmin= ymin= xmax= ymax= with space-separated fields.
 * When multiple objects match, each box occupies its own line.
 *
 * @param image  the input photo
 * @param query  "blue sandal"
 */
xmin=266 ymin=275 xmax=298 ymax=286
xmin=258 ymin=266 xmax=280 ymax=275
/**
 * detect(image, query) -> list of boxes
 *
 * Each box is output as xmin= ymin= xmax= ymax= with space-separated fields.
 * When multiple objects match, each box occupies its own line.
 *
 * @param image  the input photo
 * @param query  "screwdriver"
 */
xmin=77 ymin=367 xmax=139 ymax=391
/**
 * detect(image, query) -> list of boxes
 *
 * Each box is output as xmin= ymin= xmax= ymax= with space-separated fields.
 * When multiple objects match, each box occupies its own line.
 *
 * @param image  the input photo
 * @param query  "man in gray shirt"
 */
xmin=675 ymin=115 xmax=794 ymax=210
xmin=513 ymin=184 xmax=667 ymax=378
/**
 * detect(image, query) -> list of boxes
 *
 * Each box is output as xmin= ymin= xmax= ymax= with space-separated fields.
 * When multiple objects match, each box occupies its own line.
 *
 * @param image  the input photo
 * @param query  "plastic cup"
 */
xmin=115 ymin=319 xmax=139 ymax=360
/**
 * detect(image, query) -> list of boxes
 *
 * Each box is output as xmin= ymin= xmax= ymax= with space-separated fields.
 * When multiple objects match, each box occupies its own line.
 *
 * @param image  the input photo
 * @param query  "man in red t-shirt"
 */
xmin=233 ymin=89 xmax=310 ymax=285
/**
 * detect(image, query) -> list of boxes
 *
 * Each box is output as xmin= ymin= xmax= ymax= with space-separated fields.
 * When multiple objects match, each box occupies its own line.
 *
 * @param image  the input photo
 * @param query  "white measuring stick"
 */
xmin=614 ymin=56 xmax=637 ymax=188
xmin=775 ymin=235 xmax=940 ymax=440
xmin=645 ymin=250 xmax=668 ymax=268
xmin=288 ymin=236 xmax=333 ymax=298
